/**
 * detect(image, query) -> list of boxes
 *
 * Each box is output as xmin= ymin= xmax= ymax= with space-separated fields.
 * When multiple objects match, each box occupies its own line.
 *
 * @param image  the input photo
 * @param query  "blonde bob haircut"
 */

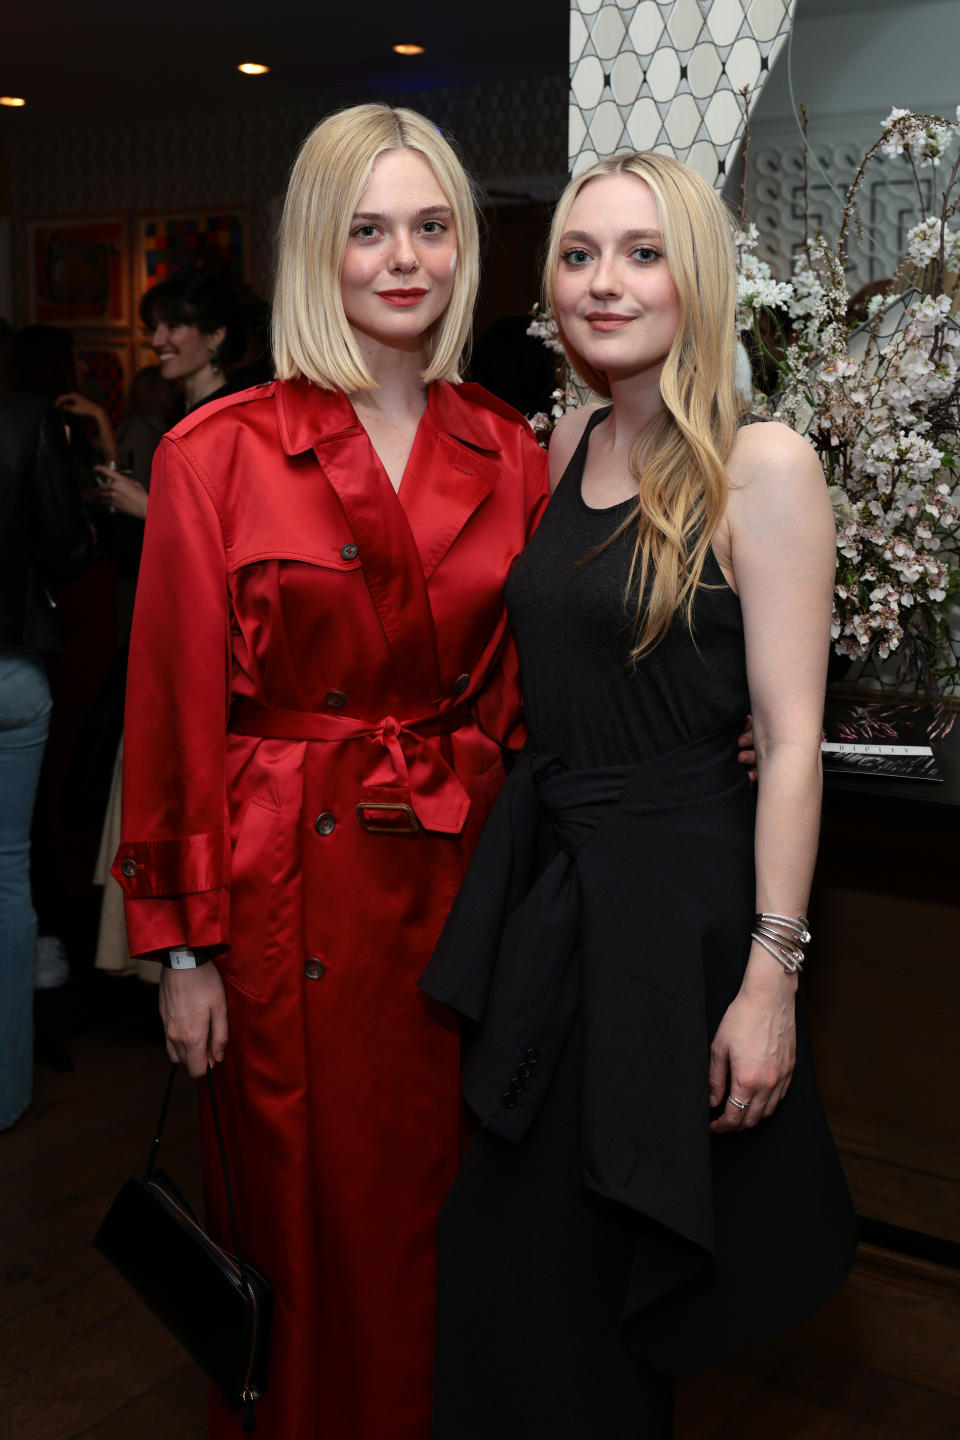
xmin=544 ymin=152 xmax=747 ymax=660
xmin=272 ymin=103 xmax=479 ymax=392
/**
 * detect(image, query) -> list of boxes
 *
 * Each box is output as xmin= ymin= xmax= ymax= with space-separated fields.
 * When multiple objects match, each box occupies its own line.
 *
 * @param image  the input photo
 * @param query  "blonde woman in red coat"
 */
xmin=113 ymin=104 xmax=548 ymax=1440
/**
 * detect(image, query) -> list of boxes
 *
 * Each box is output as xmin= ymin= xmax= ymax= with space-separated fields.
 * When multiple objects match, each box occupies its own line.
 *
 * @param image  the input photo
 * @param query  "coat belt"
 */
xmin=228 ymin=697 xmax=476 ymax=835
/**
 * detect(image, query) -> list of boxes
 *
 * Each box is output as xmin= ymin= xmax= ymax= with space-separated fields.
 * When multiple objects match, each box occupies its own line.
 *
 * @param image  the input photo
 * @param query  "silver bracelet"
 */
xmin=750 ymin=912 xmax=811 ymax=974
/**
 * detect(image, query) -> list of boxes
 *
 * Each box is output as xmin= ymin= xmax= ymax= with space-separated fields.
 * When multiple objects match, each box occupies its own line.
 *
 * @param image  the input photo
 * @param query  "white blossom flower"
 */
xmin=880 ymin=107 xmax=913 ymax=156
xmin=736 ymin=252 xmax=794 ymax=327
xmin=828 ymin=485 xmax=856 ymax=523
xmin=526 ymin=316 xmax=565 ymax=356
xmin=906 ymin=217 xmax=944 ymax=265
xmin=733 ymin=223 xmax=759 ymax=253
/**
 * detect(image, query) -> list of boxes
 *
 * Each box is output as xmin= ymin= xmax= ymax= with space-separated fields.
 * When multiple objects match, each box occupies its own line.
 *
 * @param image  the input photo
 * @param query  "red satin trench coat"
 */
xmin=113 ymin=377 xmax=547 ymax=1440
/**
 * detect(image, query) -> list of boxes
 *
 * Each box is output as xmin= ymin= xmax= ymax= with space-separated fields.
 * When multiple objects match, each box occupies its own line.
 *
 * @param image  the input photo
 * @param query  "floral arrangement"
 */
xmin=525 ymin=303 xmax=579 ymax=445
xmin=737 ymin=106 xmax=960 ymax=721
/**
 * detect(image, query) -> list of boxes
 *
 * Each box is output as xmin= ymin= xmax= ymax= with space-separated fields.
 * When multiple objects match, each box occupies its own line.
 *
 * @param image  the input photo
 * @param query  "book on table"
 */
xmin=821 ymin=700 xmax=942 ymax=782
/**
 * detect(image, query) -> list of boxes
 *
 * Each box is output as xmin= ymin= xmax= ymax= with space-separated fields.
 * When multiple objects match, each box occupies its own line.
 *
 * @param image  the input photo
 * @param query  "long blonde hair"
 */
xmin=272 ymin=104 xmax=480 ymax=392
xmin=545 ymin=152 xmax=746 ymax=659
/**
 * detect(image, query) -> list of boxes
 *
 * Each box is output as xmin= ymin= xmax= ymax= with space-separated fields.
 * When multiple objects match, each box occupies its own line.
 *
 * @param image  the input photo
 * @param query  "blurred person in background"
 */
xmin=134 ymin=271 xmax=248 ymax=416
xmin=0 ymin=377 xmax=89 ymax=1127
xmin=2 ymin=323 xmax=109 ymax=995
xmin=2 ymin=322 xmax=116 ymax=468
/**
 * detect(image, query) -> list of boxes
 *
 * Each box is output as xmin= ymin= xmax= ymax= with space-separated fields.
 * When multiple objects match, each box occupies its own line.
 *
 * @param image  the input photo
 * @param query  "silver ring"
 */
xmin=728 ymin=1095 xmax=748 ymax=1111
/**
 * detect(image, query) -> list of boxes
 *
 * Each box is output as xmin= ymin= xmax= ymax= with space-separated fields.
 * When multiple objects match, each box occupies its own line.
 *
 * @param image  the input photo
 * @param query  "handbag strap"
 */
xmin=145 ymin=1065 xmax=177 ymax=1179
xmin=145 ymin=1063 xmax=253 ymax=1291
xmin=204 ymin=1065 xmax=253 ymax=1288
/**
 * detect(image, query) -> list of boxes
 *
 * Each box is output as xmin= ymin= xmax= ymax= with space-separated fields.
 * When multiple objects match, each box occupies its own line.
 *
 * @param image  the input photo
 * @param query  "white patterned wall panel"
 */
xmin=748 ymin=124 xmax=941 ymax=291
xmin=569 ymin=0 xmax=797 ymax=187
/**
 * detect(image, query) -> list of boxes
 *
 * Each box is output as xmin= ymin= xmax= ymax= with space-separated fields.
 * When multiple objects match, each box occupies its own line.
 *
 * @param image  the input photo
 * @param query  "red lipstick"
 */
xmin=378 ymin=288 xmax=428 ymax=306
xmin=585 ymin=312 xmax=634 ymax=330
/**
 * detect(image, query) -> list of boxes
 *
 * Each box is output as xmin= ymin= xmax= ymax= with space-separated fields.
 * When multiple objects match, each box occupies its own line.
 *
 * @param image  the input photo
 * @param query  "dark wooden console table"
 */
xmin=799 ymin=717 xmax=960 ymax=1394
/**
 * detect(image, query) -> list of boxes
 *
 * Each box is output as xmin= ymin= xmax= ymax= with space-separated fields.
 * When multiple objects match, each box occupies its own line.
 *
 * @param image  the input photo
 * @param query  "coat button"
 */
xmin=304 ymin=959 xmax=325 ymax=980
xmin=325 ymin=690 xmax=347 ymax=709
xmin=121 ymin=859 xmax=139 ymax=878
xmin=517 ymin=1062 xmax=531 ymax=1080
xmin=340 ymin=542 xmax=358 ymax=561
xmin=314 ymin=812 xmax=336 ymax=836
xmin=452 ymin=673 xmax=470 ymax=695
xmin=508 ymin=1076 xmax=524 ymax=1093
xmin=501 ymin=1092 xmax=518 ymax=1109
xmin=524 ymin=1048 xmax=541 ymax=1065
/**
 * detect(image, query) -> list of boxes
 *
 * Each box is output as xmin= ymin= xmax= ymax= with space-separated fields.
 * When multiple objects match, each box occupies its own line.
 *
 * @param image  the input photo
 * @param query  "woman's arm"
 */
xmin=111 ymin=432 xmax=233 ymax=1076
xmin=708 ymin=422 xmax=836 ymax=1134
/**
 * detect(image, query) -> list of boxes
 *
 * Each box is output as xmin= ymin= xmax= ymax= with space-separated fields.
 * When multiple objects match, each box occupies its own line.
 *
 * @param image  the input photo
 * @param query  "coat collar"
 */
xmin=275 ymin=377 xmax=503 ymax=458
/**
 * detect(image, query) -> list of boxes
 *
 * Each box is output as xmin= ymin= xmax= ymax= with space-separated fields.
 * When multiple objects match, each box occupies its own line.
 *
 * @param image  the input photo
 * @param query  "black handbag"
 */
xmin=94 ymin=1065 xmax=273 ymax=1432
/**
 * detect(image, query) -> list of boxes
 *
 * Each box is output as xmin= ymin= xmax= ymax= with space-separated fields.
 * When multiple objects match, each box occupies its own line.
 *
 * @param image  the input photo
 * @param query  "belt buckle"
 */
xmin=355 ymin=801 xmax=421 ymax=835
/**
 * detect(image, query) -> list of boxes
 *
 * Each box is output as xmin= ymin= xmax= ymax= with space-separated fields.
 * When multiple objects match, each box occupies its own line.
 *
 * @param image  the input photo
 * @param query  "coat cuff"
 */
xmin=111 ymin=829 xmax=226 ymax=897
xmin=123 ymin=892 xmax=229 ymax=960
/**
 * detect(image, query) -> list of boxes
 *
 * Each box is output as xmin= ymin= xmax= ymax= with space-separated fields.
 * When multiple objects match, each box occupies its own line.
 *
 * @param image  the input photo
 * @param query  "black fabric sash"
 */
xmin=421 ymin=729 xmax=857 ymax=1372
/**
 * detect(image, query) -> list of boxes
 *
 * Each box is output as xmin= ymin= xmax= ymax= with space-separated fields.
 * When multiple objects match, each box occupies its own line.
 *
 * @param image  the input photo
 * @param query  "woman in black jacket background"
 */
xmin=0 ymin=377 xmax=89 ymax=1128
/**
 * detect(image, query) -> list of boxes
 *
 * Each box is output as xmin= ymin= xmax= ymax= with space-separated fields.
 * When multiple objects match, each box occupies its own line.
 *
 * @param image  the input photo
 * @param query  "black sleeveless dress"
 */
xmin=422 ymin=409 xmax=856 ymax=1439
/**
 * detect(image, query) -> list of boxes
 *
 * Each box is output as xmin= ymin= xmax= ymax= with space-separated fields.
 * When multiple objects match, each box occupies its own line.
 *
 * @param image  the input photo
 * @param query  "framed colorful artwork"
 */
xmin=75 ymin=336 xmax=133 ymax=428
xmin=27 ymin=215 xmax=130 ymax=327
xmin=135 ymin=210 xmax=249 ymax=297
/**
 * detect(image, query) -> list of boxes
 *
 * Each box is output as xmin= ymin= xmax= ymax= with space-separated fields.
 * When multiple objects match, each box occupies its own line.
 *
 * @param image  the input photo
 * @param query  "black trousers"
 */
xmin=432 ymin=1017 xmax=674 ymax=1440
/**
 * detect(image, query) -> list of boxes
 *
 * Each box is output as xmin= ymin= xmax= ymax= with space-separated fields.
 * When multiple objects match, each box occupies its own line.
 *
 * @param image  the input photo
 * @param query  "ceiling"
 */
xmin=0 ymin=0 xmax=924 ymax=141
xmin=0 ymin=0 xmax=568 ymax=133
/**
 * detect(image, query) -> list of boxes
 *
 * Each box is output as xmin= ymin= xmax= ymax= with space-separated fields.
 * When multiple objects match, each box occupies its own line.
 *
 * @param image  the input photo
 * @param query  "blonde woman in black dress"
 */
xmin=423 ymin=153 xmax=856 ymax=1437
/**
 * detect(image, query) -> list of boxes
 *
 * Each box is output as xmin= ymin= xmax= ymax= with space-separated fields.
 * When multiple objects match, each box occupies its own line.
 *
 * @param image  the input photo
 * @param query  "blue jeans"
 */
xmin=0 ymin=653 xmax=52 ymax=1130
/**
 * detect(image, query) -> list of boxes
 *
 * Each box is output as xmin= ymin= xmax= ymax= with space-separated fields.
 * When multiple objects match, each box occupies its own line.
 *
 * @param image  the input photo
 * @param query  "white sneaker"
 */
xmin=35 ymin=935 xmax=70 ymax=989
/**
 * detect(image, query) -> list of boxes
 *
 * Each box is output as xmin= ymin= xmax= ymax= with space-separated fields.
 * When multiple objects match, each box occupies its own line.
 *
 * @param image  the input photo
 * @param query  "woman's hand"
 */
xmin=707 ymin=954 xmax=797 ymax=1133
xmin=737 ymin=713 xmax=757 ymax=782
xmin=158 ymin=963 xmax=229 ymax=1078
xmin=88 ymin=466 xmax=149 ymax=520
xmin=57 ymin=391 xmax=107 ymax=422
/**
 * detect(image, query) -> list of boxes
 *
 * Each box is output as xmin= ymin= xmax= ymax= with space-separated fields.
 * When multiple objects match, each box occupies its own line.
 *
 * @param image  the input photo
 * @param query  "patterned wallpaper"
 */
xmin=745 ymin=121 xmax=942 ymax=292
xmin=569 ymin=0 xmax=797 ymax=185
xmin=5 ymin=73 xmax=568 ymax=323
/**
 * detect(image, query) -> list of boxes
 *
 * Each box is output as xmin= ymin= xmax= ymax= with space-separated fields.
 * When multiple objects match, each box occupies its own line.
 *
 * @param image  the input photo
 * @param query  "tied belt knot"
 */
xmin=531 ymin=755 xmax=634 ymax=859
xmin=229 ymin=696 xmax=476 ymax=835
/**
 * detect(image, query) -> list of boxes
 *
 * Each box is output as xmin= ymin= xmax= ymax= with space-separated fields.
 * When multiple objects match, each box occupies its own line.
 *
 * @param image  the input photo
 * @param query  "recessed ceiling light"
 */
xmin=237 ymin=62 xmax=270 ymax=75
xmin=392 ymin=44 xmax=425 ymax=56
xmin=0 ymin=96 xmax=26 ymax=107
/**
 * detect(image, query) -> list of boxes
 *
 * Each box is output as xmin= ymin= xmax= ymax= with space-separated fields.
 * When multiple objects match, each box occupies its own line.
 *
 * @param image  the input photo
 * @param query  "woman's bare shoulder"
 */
xmin=728 ymin=419 xmax=825 ymax=494
xmin=726 ymin=419 xmax=832 ymax=539
xmin=548 ymin=403 xmax=604 ymax=492
xmin=729 ymin=418 xmax=817 ymax=470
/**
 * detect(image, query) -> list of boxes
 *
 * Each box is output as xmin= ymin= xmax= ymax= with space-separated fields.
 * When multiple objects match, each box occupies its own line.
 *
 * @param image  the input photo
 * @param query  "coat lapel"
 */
xmin=276 ymin=379 xmax=442 ymax=697
xmin=274 ymin=379 xmax=504 ymax=693
xmin=399 ymin=382 xmax=499 ymax=581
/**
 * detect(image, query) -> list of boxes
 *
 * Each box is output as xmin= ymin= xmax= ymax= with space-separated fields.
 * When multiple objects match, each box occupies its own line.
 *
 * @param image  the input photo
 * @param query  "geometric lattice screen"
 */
xmin=570 ymin=0 xmax=798 ymax=187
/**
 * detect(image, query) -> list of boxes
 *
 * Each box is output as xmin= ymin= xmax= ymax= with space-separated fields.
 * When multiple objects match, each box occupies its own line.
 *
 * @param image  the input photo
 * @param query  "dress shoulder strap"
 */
xmin=553 ymin=405 xmax=613 ymax=497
